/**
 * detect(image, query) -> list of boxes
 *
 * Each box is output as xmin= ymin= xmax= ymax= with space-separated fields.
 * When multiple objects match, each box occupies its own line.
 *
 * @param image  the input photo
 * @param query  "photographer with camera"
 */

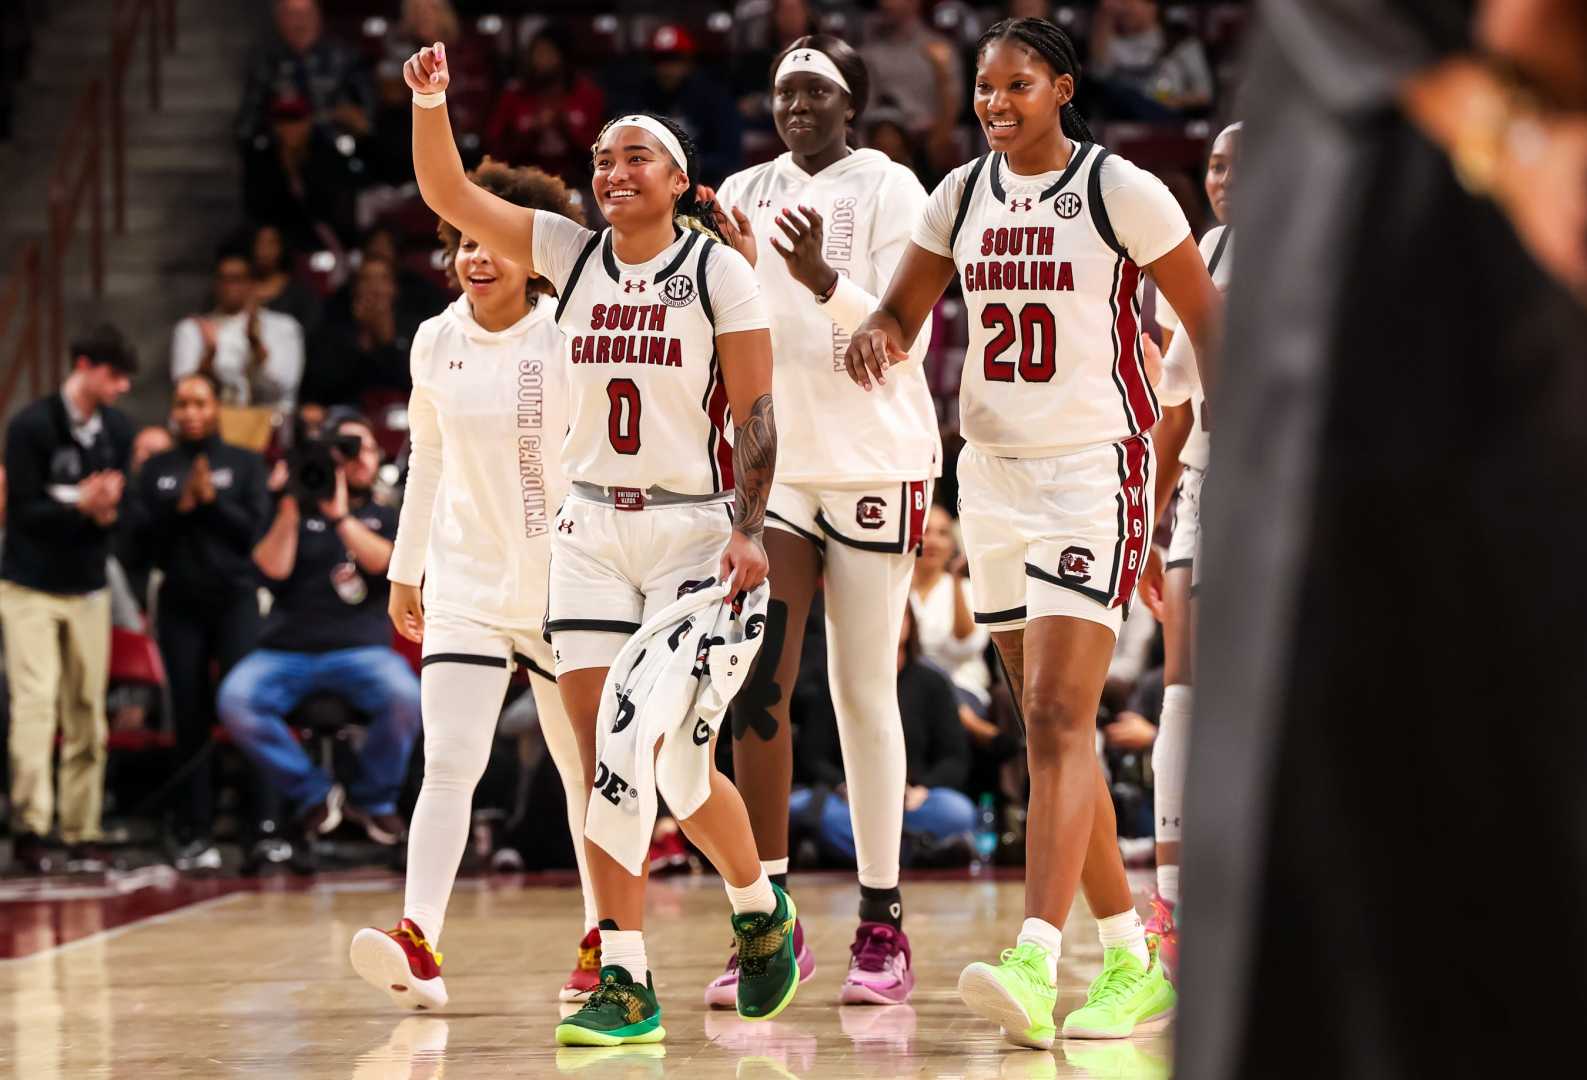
xmin=218 ymin=411 xmax=419 ymax=854
xmin=123 ymin=372 xmax=271 ymax=871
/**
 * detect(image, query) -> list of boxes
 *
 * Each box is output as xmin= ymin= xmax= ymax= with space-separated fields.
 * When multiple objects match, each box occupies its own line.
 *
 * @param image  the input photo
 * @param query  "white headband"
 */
xmin=605 ymin=115 xmax=688 ymax=176
xmin=774 ymin=48 xmax=852 ymax=96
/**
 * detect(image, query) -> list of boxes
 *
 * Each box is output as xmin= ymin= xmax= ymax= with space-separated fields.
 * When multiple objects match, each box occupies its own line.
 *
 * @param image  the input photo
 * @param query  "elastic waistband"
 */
xmin=569 ymin=481 xmax=732 ymax=510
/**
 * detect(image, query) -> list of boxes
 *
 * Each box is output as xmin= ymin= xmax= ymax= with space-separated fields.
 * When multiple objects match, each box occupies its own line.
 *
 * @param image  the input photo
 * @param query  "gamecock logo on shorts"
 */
xmin=659 ymin=274 xmax=697 ymax=308
xmin=1058 ymin=545 xmax=1095 ymax=584
xmin=855 ymin=496 xmax=887 ymax=530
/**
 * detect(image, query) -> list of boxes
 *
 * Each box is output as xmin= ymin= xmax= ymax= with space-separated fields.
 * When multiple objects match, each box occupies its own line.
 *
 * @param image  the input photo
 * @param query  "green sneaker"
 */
xmin=553 ymin=965 xmax=666 ymax=1046
xmin=1061 ymin=946 xmax=1176 ymax=1039
xmin=732 ymin=883 xmax=800 ymax=1021
xmin=956 ymin=942 xmax=1058 ymax=1050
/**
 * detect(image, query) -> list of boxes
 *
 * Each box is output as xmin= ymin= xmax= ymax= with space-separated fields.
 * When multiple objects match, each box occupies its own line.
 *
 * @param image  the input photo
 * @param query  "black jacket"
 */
xmin=0 ymin=394 xmax=133 ymax=595
xmin=122 ymin=436 xmax=270 ymax=605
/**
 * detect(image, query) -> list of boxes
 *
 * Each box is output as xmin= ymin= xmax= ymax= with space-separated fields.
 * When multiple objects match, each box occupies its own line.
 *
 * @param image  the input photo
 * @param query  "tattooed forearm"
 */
xmin=732 ymin=393 xmax=776 ymax=536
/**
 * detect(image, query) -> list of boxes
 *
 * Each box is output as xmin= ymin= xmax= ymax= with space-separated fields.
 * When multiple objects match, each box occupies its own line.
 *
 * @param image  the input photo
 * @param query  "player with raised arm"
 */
xmin=399 ymin=44 xmax=797 ymax=1046
xmin=698 ymin=34 xmax=940 ymax=1007
xmin=845 ymin=18 xmax=1220 ymax=1048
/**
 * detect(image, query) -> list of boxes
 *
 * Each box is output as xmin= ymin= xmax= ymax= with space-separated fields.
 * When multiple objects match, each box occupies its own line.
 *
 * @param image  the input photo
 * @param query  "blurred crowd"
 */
xmin=0 ymin=0 xmax=1243 ymax=877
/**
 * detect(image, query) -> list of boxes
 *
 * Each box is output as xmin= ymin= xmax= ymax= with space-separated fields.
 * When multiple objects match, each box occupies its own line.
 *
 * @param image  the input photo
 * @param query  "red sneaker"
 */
xmin=351 ymin=917 xmax=448 ymax=1010
xmin=648 ymin=830 xmax=690 ymax=875
xmin=559 ymin=926 xmax=602 ymax=1002
xmin=1145 ymin=893 xmax=1179 ymax=985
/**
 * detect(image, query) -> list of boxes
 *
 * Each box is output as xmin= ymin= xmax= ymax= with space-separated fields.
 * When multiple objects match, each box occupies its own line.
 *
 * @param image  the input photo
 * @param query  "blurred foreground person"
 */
xmin=1180 ymin=3 xmax=1587 ymax=1079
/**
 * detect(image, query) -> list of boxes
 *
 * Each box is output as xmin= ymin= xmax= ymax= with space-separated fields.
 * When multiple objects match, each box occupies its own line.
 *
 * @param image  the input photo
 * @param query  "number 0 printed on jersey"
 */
xmin=981 ymin=302 xmax=1058 ymax=383
xmin=607 ymin=378 xmax=641 ymax=454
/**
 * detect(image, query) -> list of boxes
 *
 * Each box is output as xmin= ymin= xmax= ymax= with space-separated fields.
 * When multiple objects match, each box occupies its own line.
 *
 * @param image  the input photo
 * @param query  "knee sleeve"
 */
xmin=1153 ymin=684 xmax=1192 ymax=846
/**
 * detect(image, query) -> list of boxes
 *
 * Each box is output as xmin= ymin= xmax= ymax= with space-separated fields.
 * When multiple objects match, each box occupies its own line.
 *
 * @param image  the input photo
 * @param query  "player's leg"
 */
xmin=708 ymin=493 xmax=822 ymax=1006
xmin=350 ymin=614 xmax=513 ymax=1011
xmin=822 ymin=531 xmax=917 ymax=1005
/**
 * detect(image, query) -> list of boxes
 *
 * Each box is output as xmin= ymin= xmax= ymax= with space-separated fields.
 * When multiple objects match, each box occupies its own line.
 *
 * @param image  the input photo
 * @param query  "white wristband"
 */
xmin=412 ymin=89 xmax=446 ymax=109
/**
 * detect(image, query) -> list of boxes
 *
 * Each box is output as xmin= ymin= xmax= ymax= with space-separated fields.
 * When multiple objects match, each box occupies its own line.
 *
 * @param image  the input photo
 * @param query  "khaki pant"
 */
xmin=0 ymin=581 xmax=110 ymax=843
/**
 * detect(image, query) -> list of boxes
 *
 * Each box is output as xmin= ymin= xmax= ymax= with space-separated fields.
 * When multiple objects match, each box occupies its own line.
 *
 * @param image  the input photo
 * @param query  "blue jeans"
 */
xmin=218 ymin=646 xmax=421 ymax=817
xmin=789 ymin=785 xmax=979 ymax=861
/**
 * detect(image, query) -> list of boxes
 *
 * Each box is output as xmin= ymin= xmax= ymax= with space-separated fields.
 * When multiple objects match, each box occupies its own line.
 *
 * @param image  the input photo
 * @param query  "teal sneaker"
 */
xmin=957 ymin=942 xmax=1058 ymax=1050
xmin=553 ymin=965 xmax=666 ymax=1046
xmin=1061 ymin=946 xmax=1176 ymax=1039
xmin=732 ymin=883 xmax=800 ymax=1021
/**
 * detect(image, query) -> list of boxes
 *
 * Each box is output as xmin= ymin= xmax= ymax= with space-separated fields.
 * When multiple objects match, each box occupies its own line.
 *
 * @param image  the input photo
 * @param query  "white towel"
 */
xmin=585 ymin=577 xmax=770 ymax=875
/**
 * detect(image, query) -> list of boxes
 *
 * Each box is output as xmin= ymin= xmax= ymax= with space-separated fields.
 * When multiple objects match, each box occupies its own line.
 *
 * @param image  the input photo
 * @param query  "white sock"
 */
xmin=599 ymin=929 xmax=648 ymax=982
xmin=724 ymin=869 xmax=777 ymax=915
xmin=761 ymin=857 xmax=789 ymax=878
xmin=1016 ymin=917 xmax=1063 ymax=983
xmin=1096 ymin=909 xmax=1151 ymax=969
xmin=1153 ymin=684 xmax=1191 ymax=853
xmin=1156 ymin=863 xmax=1181 ymax=907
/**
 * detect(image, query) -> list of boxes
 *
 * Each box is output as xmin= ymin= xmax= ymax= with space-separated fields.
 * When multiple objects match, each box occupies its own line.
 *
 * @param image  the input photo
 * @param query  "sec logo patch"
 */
xmin=659 ymin=275 xmax=697 ymax=308
xmin=1054 ymin=192 xmax=1082 ymax=219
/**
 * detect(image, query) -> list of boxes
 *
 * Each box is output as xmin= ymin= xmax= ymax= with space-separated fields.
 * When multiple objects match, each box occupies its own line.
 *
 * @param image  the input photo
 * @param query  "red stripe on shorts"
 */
xmin=1113 ymin=435 xmax=1152 ymax=608
xmin=905 ymin=480 xmax=928 ymax=553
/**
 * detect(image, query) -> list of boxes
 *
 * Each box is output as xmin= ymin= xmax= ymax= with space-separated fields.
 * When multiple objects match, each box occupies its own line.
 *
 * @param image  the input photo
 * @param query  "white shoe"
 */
xmin=351 ymin=921 xmax=448 ymax=1011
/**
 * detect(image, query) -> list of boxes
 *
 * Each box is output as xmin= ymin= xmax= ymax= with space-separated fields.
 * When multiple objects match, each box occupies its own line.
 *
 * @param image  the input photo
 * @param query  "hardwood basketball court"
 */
xmin=0 ymin=871 xmax=1171 ymax=1078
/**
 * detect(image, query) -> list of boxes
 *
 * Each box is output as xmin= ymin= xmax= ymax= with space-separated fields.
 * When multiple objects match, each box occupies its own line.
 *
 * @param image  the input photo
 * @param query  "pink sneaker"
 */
xmin=839 ymin=922 xmax=914 ymax=1005
xmin=704 ymin=916 xmax=815 ymax=1007
xmin=1145 ymin=892 xmax=1179 ymax=984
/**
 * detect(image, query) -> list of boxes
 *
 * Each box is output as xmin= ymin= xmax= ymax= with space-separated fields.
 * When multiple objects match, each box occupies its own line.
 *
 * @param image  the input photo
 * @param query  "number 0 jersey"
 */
xmin=532 ymin=213 xmax=769 ymax=495
xmin=912 ymin=143 xmax=1190 ymax=457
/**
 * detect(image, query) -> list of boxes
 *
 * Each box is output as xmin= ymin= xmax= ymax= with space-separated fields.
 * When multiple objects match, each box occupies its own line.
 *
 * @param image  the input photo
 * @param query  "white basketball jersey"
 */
xmin=1157 ymin=225 xmax=1232 ymax=471
xmin=716 ymin=149 xmax=941 ymax=484
xmin=540 ymin=223 xmax=767 ymax=495
xmin=913 ymin=144 xmax=1191 ymax=457
xmin=389 ymin=295 xmax=568 ymax=629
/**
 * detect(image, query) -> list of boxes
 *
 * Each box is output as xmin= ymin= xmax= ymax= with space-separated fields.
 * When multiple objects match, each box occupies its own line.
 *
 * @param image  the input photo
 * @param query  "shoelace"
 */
xmin=850 ymin=926 xmax=900 ymax=973
xmin=733 ymin=913 xmax=786 ymax=977
xmin=1086 ymin=954 xmax=1144 ymax=1007
xmin=391 ymin=925 xmax=443 ymax=967
xmin=583 ymin=978 xmax=640 ymax=1016
xmin=998 ymin=943 xmax=1051 ymax=993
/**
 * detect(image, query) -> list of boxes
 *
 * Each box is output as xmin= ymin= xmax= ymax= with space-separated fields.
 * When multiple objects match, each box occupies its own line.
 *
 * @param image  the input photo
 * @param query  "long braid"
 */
xmin=592 ymin=113 xmax=724 ymax=241
xmin=976 ymin=17 xmax=1094 ymax=143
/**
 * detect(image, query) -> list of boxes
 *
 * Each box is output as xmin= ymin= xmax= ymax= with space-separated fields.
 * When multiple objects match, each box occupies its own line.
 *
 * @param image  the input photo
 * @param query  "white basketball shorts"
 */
xmin=1166 ymin=464 xmax=1204 ymax=589
xmin=546 ymin=493 xmax=734 ymax=675
xmin=957 ymin=434 xmax=1155 ymax=636
xmin=767 ymin=478 xmax=930 ymax=555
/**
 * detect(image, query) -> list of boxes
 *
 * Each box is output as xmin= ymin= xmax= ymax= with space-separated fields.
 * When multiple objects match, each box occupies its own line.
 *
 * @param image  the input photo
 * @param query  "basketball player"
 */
xmin=846 ymin=18 xmax=1220 ymax=1047
xmin=349 ymin=161 xmax=603 ymax=1011
xmin=401 ymin=44 xmax=798 ymax=1045
xmin=1137 ymin=122 xmax=1241 ymax=980
xmin=697 ymin=34 xmax=939 ymax=1007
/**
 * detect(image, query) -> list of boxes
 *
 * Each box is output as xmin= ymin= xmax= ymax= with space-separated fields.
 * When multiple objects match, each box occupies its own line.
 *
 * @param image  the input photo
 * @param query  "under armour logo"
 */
xmin=622 ymin=280 xmax=647 ymax=293
xmin=449 ymin=361 xmax=463 ymax=369
xmin=557 ymin=519 xmax=574 ymax=534
xmin=795 ymin=52 xmax=813 ymax=62
xmin=1009 ymin=197 xmax=1033 ymax=212
xmin=757 ymin=199 xmax=772 ymax=208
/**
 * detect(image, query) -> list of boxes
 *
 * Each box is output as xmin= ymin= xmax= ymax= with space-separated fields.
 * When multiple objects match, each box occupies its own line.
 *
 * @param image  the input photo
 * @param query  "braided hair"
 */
xmin=976 ymin=17 xmax=1095 ymax=144
xmin=592 ymin=113 xmax=723 ymax=242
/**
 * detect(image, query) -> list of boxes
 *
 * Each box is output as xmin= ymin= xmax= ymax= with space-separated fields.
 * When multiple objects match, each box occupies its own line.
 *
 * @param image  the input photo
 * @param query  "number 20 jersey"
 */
xmin=912 ymin=143 xmax=1190 ymax=458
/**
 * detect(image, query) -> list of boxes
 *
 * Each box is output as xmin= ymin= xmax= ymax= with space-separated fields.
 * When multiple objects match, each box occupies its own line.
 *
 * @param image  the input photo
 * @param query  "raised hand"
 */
xmin=769 ymin=205 xmax=837 ymax=297
xmin=403 ymin=42 xmax=450 ymax=96
xmin=698 ymin=186 xmax=757 ymax=268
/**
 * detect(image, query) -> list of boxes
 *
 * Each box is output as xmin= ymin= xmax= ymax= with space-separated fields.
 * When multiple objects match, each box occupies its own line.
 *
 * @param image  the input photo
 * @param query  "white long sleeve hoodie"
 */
xmin=389 ymin=294 xmax=568 ymax=629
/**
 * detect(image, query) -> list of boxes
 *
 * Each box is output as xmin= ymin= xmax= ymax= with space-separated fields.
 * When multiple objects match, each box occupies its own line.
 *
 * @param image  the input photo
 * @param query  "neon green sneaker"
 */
xmin=956 ymin=942 xmax=1058 ymax=1050
xmin=1061 ymin=946 xmax=1176 ymax=1039
xmin=1061 ymin=1041 xmax=1171 ymax=1079
xmin=732 ymin=883 xmax=800 ymax=1021
xmin=553 ymin=965 xmax=666 ymax=1046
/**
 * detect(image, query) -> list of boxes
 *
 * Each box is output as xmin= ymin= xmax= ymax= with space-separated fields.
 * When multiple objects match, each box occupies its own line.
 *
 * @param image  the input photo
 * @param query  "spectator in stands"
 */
xmin=172 ymin=247 xmax=306 ymax=414
xmin=860 ymin=0 xmax=963 ymax=173
xmin=321 ymin=227 xmax=445 ymax=342
xmin=122 ymin=372 xmax=270 ymax=872
xmin=1086 ymin=0 xmax=1214 ymax=121
xmin=729 ymin=0 xmax=819 ymax=126
xmin=0 ymin=326 xmax=135 ymax=874
xmin=911 ymin=505 xmax=992 ymax=719
xmin=219 ymin=412 xmax=418 ymax=851
xmin=864 ymin=108 xmax=921 ymax=171
xmin=485 ymin=27 xmax=606 ymax=187
xmin=301 ymin=256 xmax=414 ymax=408
xmin=611 ymin=25 xmax=743 ymax=184
xmin=237 ymin=0 xmax=373 ymax=150
xmin=242 ymin=93 xmax=361 ymax=251
xmin=250 ymin=223 xmax=323 ymax=335
xmin=791 ymin=606 xmax=977 ymax=865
